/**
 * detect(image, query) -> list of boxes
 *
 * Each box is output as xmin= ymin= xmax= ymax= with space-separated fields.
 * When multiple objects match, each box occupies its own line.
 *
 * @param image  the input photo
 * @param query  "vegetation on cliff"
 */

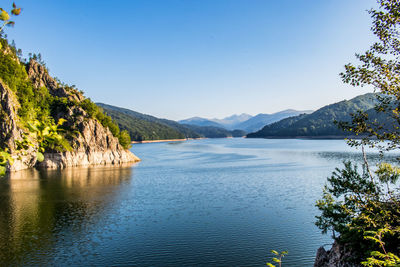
xmin=315 ymin=0 xmax=400 ymax=265
xmin=0 ymin=38 xmax=131 ymax=144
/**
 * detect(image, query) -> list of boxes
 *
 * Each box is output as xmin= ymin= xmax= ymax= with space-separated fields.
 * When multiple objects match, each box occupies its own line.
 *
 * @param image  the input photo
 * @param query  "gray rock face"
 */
xmin=26 ymin=60 xmax=84 ymax=102
xmin=37 ymin=118 xmax=140 ymax=169
xmin=314 ymin=241 xmax=361 ymax=267
xmin=39 ymin=150 xmax=140 ymax=169
xmin=0 ymin=80 xmax=37 ymax=171
xmin=1 ymin=60 xmax=139 ymax=172
xmin=26 ymin=59 xmax=58 ymax=92
xmin=0 ymin=80 xmax=21 ymax=150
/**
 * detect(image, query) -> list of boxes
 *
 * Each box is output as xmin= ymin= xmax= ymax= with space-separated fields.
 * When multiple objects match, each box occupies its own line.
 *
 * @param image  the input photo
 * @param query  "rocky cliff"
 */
xmin=0 ymin=58 xmax=139 ymax=172
xmin=314 ymin=241 xmax=361 ymax=267
xmin=0 ymin=80 xmax=37 ymax=171
xmin=28 ymin=60 xmax=139 ymax=169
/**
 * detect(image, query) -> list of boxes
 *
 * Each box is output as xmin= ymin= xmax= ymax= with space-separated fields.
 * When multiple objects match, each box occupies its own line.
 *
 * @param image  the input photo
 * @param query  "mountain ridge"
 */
xmin=179 ymin=109 xmax=313 ymax=132
xmin=247 ymin=93 xmax=378 ymax=138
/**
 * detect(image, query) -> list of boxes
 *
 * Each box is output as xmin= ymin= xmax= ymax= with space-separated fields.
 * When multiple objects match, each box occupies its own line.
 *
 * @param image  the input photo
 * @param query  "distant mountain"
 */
xmin=179 ymin=110 xmax=312 ymax=132
xmin=178 ymin=117 xmax=226 ymax=128
xmin=212 ymin=113 xmax=253 ymax=129
xmin=236 ymin=109 xmax=313 ymax=132
xmin=247 ymin=94 xmax=378 ymax=138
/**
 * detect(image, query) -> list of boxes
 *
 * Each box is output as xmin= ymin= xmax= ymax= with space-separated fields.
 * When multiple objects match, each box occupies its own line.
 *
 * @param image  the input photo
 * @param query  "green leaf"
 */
xmin=58 ymin=118 xmax=67 ymax=126
xmin=36 ymin=152 xmax=44 ymax=162
xmin=11 ymin=8 xmax=21 ymax=16
xmin=0 ymin=166 xmax=6 ymax=176
xmin=271 ymin=250 xmax=279 ymax=256
xmin=6 ymin=21 xmax=15 ymax=27
xmin=0 ymin=9 xmax=10 ymax=21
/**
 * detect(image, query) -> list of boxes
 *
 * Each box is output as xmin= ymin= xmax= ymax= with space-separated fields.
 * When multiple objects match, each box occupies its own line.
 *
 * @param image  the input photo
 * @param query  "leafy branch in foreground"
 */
xmin=266 ymin=250 xmax=288 ymax=267
xmin=0 ymin=2 xmax=21 ymax=37
xmin=362 ymin=228 xmax=400 ymax=267
xmin=316 ymin=160 xmax=400 ymax=262
xmin=0 ymin=119 xmax=71 ymax=177
xmin=26 ymin=118 xmax=72 ymax=155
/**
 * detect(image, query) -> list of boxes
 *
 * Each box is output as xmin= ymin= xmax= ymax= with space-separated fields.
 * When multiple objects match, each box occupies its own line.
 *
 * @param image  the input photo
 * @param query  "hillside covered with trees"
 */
xmin=247 ymin=93 xmax=378 ymax=138
xmin=97 ymin=103 xmax=200 ymax=141
xmin=98 ymin=103 xmax=246 ymax=141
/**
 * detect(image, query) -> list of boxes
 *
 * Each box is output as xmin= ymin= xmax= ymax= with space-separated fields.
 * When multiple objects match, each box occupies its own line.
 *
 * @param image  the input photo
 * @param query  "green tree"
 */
xmin=316 ymin=0 xmax=400 ymax=265
xmin=118 ymin=130 xmax=132 ymax=149
xmin=340 ymin=0 xmax=400 ymax=152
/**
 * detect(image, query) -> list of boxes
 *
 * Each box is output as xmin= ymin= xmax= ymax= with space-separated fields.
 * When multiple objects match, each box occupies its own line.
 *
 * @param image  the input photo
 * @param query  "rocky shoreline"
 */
xmin=314 ymin=241 xmax=361 ymax=267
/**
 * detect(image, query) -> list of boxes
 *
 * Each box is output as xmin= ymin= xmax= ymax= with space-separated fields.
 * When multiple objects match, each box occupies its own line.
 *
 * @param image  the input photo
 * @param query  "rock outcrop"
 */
xmin=0 ymin=80 xmax=22 ymax=150
xmin=26 ymin=60 xmax=84 ymax=102
xmin=0 ymin=80 xmax=37 ymax=171
xmin=314 ymin=241 xmax=361 ymax=267
xmin=37 ymin=117 xmax=140 ymax=169
xmin=1 ymin=59 xmax=140 ymax=172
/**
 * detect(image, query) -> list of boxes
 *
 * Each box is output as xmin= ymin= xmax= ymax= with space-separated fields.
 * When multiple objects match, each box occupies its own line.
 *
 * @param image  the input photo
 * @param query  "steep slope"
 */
xmin=0 ymin=79 xmax=37 ymax=171
xmin=97 ymin=103 xmax=201 ymax=139
xmin=247 ymin=94 xmax=378 ymax=138
xmin=236 ymin=109 xmax=313 ymax=132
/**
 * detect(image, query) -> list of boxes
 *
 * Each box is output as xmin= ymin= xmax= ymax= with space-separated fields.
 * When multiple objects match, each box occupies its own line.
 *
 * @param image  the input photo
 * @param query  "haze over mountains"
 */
xmin=97 ymin=103 xmax=246 ymax=141
xmin=97 ymin=93 xmax=380 ymax=142
xmin=179 ymin=109 xmax=313 ymax=132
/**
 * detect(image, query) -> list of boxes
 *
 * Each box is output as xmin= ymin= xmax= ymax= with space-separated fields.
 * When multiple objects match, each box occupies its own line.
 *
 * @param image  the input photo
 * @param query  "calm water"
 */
xmin=0 ymin=138 xmax=378 ymax=266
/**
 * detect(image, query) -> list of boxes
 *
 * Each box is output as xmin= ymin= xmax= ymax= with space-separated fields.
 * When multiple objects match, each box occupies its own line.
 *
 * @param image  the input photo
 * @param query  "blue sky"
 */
xmin=5 ymin=0 xmax=376 ymax=120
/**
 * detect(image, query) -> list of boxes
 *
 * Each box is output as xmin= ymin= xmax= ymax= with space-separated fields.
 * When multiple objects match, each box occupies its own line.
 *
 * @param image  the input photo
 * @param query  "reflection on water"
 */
xmin=317 ymin=151 xmax=399 ymax=165
xmin=0 ymin=165 xmax=134 ymax=265
xmin=0 ymin=139 xmax=395 ymax=266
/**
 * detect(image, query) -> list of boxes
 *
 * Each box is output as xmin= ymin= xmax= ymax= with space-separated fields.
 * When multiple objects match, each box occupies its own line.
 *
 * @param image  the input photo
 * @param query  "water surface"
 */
xmin=0 ymin=138 xmax=375 ymax=266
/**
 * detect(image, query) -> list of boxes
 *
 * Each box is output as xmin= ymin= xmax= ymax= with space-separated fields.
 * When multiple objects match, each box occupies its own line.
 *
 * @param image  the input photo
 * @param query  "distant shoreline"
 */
xmin=131 ymin=138 xmax=206 ymax=144
xmin=132 ymin=136 xmax=363 ymax=143
xmin=245 ymin=135 xmax=361 ymax=140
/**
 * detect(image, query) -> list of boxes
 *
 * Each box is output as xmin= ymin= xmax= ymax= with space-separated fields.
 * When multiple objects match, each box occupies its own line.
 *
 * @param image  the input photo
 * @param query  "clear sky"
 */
xmin=5 ymin=0 xmax=377 ymax=120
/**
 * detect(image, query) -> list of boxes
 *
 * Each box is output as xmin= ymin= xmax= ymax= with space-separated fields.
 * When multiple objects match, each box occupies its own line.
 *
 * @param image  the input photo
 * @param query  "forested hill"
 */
xmin=97 ymin=103 xmax=246 ymax=141
xmin=100 ymin=108 xmax=186 ymax=141
xmin=97 ymin=103 xmax=200 ymax=141
xmin=181 ymin=125 xmax=246 ymax=138
xmin=247 ymin=93 xmax=378 ymax=138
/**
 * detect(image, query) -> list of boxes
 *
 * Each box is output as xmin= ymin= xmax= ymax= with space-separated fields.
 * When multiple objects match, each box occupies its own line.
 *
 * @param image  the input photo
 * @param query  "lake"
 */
xmin=0 ymin=138 xmax=375 ymax=266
